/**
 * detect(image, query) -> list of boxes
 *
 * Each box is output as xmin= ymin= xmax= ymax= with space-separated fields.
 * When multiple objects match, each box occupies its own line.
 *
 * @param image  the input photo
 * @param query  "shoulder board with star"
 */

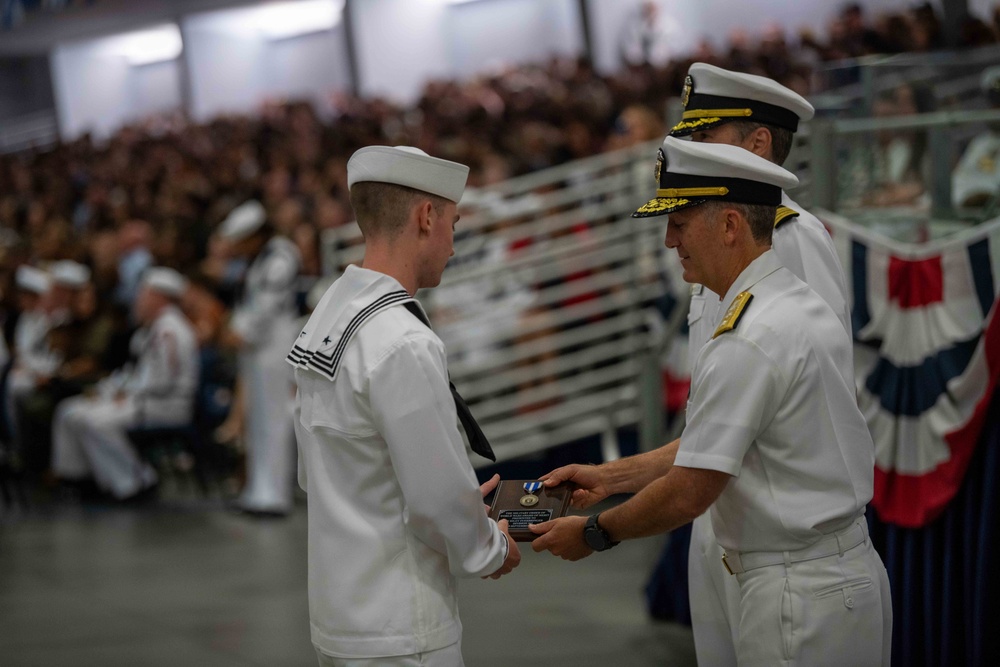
xmin=773 ymin=205 xmax=800 ymax=228
xmin=712 ymin=291 xmax=754 ymax=339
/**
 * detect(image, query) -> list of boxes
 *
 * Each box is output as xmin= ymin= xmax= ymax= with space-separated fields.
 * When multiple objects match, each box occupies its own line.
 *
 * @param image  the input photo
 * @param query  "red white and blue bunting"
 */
xmin=824 ymin=212 xmax=1000 ymax=528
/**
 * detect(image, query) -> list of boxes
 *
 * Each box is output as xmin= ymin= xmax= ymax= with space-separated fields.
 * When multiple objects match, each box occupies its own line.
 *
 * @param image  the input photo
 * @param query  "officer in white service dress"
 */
xmin=287 ymin=146 xmax=520 ymax=667
xmin=533 ymin=138 xmax=891 ymax=667
xmin=51 ymin=268 xmax=199 ymax=500
xmin=218 ymin=200 xmax=302 ymax=517
xmin=672 ymin=62 xmax=854 ymax=667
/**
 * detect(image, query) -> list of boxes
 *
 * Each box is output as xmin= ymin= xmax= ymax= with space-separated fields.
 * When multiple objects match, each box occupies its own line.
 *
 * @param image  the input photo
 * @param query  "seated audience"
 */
xmin=50 ymin=268 xmax=199 ymax=502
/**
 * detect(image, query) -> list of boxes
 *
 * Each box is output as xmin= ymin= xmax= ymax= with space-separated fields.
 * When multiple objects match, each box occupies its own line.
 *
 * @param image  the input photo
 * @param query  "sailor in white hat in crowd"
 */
xmin=5 ymin=262 xmax=89 ymax=450
xmin=287 ymin=146 xmax=520 ymax=666
xmin=51 ymin=267 xmax=199 ymax=501
xmin=2 ymin=266 xmax=51 ymax=440
xmin=8 ymin=265 xmax=53 ymax=381
xmin=952 ymin=66 xmax=1000 ymax=208
xmin=218 ymin=200 xmax=302 ymax=517
xmin=534 ymin=138 xmax=891 ymax=666
xmin=665 ymin=62 xmax=855 ymax=667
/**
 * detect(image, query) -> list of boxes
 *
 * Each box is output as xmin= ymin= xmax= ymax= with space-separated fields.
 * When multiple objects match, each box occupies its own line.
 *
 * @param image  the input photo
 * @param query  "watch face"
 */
xmin=584 ymin=525 xmax=607 ymax=551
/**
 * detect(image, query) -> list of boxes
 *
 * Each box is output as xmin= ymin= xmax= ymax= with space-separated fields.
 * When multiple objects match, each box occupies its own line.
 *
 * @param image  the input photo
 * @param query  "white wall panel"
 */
xmin=353 ymin=0 xmax=582 ymax=103
xmin=183 ymin=20 xmax=266 ymax=121
xmin=261 ymin=28 xmax=350 ymax=103
xmin=183 ymin=2 xmax=349 ymax=122
xmin=51 ymin=34 xmax=182 ymax=141
xmin=352 ymin=0 xmax=452 ymax=102
xmin=128 ymin=60 xmax=183 ymax=120
xmin=445 ymin=0 xmax=582 ymax=77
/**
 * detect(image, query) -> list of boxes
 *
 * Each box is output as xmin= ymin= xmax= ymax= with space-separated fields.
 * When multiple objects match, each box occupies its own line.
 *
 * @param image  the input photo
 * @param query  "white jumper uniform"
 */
xmin=5 ymin=308 xmax=60 ymax=437
xmin=233 ymin=236 xmax=301 ymax=513
xmin=677 ymin=250 xmax=891 ymax=667
xmin=51 ymin=305 xmax=199 ymax=498
xmin=685 ymin=195 xmax=853 ymax=667
xmin=287 ymin=265 xmax=508 ymax=663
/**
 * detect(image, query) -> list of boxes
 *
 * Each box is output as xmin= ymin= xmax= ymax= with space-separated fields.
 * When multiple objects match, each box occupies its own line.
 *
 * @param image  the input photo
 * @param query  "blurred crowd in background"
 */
xmin=1 ymin=1 xmax=998 ymax=505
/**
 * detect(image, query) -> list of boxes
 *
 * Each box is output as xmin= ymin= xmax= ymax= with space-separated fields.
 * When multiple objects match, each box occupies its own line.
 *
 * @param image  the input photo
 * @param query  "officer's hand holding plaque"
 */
xmin=488 ymin=480 xmax=574 ymax=541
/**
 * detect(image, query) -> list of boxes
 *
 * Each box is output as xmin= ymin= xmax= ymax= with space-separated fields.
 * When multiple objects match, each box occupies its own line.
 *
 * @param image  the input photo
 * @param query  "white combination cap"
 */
xmin=15 ymin=265 xmax=51 ymax=294
xmin=218 ymin=200 xmax=267 ymax=242
xmin=50 ymin=260 xmax=91 ymax=288
xmin=141 ymin=267 xmax=188 ymax=299
xmin=633 ymin=136 xmax=799 ymax=218
xmin=347 ymin=146 xmax=469 ymax=204
xmin=671 ymin=62 xmax=815 ymax=137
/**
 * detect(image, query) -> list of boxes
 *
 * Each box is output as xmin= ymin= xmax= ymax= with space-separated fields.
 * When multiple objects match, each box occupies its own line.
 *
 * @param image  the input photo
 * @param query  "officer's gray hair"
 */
xmin=704 ymin=201 xmax=776 ymax=245
xmin=728 ymin=120 xmax=794 ymax=166
xmin=350 ymin=182 xmax=448 ymax=240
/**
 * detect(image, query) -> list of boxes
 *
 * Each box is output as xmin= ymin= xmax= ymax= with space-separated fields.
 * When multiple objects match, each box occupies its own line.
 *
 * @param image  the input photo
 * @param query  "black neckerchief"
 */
xmin=402 ymin=301 xmax=496 ymax=462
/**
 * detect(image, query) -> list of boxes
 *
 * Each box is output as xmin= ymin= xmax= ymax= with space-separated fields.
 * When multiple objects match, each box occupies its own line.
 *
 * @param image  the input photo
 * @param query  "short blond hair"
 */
xmin=350 ymin=182 xmax=448 ymax=240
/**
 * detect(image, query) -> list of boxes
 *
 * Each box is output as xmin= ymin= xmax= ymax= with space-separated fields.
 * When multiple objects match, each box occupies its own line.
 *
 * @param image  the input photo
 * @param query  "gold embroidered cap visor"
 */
xmin=669 ymin=93 xmax=802 ymax=137
xmin=632 ymin=136 xmax=798 ymax=219
xmin=632 ymin=171 xmax=786 ymax=218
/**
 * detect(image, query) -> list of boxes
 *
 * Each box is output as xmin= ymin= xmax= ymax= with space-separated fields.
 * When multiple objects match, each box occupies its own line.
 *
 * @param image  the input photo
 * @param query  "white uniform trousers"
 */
xmin=733 ymin=520 xmax=892 ymax=667
xmin=316 ymin=642 xmax=464 ymax=667
xmin=689 ymin=512 xmax=740 ymax=667
xmin=51 ymin=396 xmax=157 ymax=499
xmin=237 ymin=344 xmax=295 ymax=513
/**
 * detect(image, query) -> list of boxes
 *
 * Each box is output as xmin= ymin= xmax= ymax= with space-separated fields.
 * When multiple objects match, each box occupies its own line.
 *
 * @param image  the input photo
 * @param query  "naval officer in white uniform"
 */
xmin=673 ymin=63 xmax=854 ymax=667
xmin=219 ymin=200 xmax=302 ymax=516
xmin=287 ymin=146 xmax=520 ymax=667
xmin=51 ymin=268 xmax=199 ymax=500
xmin=532 ymin=138 xmax=891 ymax=667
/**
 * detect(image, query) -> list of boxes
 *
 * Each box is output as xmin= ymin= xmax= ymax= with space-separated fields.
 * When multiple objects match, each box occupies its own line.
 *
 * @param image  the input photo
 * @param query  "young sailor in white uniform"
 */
xmin=51 ymin=268 xmax=199 ymax=500
xmin=671 ymin=63 xmax=853 ymax=667
xmin=219 ymin=200 xmax=302 ymax=516
xmin=5 ymin=265 xmax=54 ymax=439
xmin=287 ymin=146 xmax=520 ymax=667
xmin=533 ymin=138 xmax=891 ymax=667
xmin=6 ymin=261 xmax=90 ymax=458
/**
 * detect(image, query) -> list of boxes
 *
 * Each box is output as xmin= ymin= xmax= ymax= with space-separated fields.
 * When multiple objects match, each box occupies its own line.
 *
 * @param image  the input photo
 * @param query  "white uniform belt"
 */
xmin=722 ymin=519 xmax=868 ymax=576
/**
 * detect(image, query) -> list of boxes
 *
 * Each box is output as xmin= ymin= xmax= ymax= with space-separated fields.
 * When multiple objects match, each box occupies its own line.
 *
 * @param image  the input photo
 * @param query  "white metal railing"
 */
xmin=811 ymin=44 xmax=1000 ymax=115
xmin=808 ymin=108 xmax=1000 ymax=220
xmin=321 ymin=139 xmax=684 ymax=466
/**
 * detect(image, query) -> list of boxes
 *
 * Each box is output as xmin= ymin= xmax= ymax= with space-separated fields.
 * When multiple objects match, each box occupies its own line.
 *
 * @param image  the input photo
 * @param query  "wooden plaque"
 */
xmin=488 ymin=480 xmax=573 ymax=542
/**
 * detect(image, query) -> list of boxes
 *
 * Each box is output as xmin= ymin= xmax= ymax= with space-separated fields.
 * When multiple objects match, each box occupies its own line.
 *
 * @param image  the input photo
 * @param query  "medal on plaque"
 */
xmin=520 ymin=481 xmax=543 ymax=507
xmin=489 ymin=479 xmax=575 ymax=541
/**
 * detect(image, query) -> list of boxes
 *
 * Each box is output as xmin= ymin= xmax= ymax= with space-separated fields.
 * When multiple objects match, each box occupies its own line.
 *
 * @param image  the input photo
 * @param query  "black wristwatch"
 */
xmin=583 ymin=513 xmax=620 ymax=551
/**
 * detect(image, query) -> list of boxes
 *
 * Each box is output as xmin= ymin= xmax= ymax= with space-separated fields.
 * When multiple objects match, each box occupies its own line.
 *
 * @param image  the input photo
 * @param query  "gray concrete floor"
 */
xmin=0 ymin=495 xmax=695 ymax=667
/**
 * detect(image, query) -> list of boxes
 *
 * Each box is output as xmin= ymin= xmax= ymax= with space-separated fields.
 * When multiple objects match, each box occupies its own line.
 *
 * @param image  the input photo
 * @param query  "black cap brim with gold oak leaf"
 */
xmin=632 ymin=146 xmax=783 ymax=218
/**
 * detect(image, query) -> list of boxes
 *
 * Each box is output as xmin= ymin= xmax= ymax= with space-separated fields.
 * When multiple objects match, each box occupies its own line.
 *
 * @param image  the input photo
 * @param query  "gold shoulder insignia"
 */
xmin=712 ymin=291 xmax=754 ymax=339
xmin=774 ymin=205 xmax=800 ymax=228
